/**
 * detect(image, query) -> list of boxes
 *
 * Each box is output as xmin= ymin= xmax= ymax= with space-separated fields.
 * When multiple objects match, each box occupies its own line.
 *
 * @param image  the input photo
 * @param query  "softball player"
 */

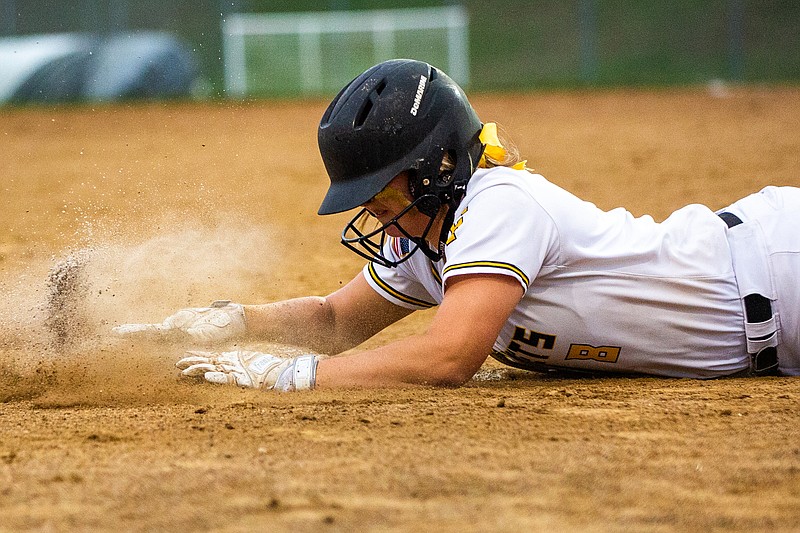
xmin=114 ymin=59 xmax=800 ymax=391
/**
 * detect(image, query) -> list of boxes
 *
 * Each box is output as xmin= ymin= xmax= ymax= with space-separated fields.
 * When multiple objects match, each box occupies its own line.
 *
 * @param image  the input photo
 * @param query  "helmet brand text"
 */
xmin=410 ymin=75 xmax=427 ymax=116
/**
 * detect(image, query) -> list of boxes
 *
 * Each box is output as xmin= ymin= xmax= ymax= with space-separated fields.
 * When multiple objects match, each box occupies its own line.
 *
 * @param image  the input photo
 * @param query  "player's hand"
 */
xmin=112 ymin=300 xmax=246 ymax=344
xmin=175 ymin=351 xmax=318 ymax=391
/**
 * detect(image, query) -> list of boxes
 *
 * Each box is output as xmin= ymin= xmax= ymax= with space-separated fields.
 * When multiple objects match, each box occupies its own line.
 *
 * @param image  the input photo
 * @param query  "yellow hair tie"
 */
xmin=478 ymin=122 xmax=527 ymax=170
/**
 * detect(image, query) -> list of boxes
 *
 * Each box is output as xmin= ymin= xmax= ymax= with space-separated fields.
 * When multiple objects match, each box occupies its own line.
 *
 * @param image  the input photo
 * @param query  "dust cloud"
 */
xmin=0 ymin=217 xmax=288 ymax=406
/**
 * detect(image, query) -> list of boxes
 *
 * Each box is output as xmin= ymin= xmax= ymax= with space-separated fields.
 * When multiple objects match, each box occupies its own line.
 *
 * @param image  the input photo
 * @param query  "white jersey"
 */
xmin=363 ymin=167 xmax=752 ymax=378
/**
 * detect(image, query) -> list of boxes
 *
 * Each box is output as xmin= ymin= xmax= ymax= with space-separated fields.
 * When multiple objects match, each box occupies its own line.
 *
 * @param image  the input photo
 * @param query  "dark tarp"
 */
xmin=1 ymin=32 xmax=198 ymax=104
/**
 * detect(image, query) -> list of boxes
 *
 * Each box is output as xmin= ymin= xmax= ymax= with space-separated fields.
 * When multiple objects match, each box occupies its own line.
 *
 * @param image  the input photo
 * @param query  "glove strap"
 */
xmin=274 ymin=355 xmax=318 ymax=392
xmin=293 ymin=355 xmax=318 ymax=390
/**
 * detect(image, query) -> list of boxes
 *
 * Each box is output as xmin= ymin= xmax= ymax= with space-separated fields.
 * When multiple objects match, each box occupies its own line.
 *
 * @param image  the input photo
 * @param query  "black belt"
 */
xmin=719 ymin=212 xmax=779 ymax=375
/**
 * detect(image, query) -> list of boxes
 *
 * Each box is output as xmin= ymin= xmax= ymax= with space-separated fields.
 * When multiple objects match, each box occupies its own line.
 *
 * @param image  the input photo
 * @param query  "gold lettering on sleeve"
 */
xmin=446 ymin=207 xmax=468 ymax=245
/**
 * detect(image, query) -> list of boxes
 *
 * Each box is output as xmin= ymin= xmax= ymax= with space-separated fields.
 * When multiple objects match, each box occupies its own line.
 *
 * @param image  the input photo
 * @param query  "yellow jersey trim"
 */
xmin=442 ymin=261 xmax=530 ymax=287
xmin=368 ymin=263 xmax=437 ymax=308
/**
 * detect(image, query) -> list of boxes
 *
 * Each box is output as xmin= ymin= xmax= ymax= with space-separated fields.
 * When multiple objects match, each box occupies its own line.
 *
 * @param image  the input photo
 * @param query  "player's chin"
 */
xmin=385 ymin=226 xmax=405 ymax=239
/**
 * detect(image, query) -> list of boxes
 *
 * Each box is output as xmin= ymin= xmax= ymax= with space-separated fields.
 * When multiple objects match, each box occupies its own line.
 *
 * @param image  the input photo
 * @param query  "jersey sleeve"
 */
xmin=442 ymin=179 xmax=559 ymax=290
xmin=362 ymin=237 xmax=439 ymax=311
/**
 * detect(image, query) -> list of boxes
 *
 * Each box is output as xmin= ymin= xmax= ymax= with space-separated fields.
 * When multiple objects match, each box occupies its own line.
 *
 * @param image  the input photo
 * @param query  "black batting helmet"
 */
xmin=317 ymin=59 xmax=483 ymax=216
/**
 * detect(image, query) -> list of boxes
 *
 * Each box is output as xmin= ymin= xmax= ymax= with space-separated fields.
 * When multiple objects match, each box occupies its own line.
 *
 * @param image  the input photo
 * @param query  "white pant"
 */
xmin=719 ymin=186 xmax=800 ymax=375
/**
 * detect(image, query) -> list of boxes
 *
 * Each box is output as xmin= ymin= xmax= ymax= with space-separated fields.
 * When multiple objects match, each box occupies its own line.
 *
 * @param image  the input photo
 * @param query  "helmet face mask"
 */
xmin=341 ymin=193 xmax=443 ymax=268
xmin=317 ymin=59 xmax=483 ymax=266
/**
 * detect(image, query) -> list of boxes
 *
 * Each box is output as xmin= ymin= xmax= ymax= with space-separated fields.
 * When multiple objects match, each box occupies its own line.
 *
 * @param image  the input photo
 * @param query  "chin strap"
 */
xmin=416 ymin=179 xmax=465 ymax=263
xmin=436 ymin=202 xmax=458 ymax=258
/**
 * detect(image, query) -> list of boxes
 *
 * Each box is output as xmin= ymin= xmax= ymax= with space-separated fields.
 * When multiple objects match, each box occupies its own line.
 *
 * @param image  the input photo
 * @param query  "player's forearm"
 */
xmin=314 ymin=333 xmax=486 ymax=389
xmin=243 ymin=297 xmax=360 ymax=354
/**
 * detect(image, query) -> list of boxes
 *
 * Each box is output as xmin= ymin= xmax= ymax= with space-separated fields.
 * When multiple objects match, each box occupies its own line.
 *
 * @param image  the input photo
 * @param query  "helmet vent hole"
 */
xmin=353 ymin=80 xmax=387 ymax=129
xmin=429 ymin=68 xmax=439 ymax=81
xmin=353 ymin=99 xmax=373 ymax=129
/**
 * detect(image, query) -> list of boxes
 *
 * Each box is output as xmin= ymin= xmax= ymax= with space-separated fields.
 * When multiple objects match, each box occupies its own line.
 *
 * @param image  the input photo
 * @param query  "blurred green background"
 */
xmin=2 ymin=0 xmax=799 ymax=98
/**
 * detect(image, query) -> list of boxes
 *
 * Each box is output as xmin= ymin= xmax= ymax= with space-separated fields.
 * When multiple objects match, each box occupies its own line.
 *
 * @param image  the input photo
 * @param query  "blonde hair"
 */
xmin=482 ymin=132 xmax=525 ymax=169
xmin=440 ymin=124 xmax=526 ymax=172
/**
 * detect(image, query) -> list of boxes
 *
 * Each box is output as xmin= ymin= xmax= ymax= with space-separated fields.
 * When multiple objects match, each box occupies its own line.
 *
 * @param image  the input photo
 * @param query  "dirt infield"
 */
xmin=1 ymin=86 xmax=799 ymax=531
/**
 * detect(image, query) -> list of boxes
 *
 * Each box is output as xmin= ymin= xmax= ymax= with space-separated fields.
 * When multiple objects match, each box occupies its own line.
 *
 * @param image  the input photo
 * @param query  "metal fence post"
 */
xmin=579 ymin=0 xmax=598 ymax=83
xmin=728 ymin=0 xmax=745 ymax=81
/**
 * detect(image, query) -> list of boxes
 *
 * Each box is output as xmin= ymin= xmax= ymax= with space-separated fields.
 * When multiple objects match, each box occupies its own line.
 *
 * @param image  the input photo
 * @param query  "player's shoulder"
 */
xmin=468 ymin=167 xmax=537 ymax=196
xmin=464 ymin=168 xmax=604 ymax=235
xmin=471 ymin=166 xmax=541 ymax=185
xmin=466 ymin=167 xmax=560 ymax=207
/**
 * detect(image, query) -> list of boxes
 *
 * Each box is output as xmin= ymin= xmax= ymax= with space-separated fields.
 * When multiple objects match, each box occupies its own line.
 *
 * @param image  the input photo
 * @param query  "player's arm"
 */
xmin=175 ymin=272 xmax=522 ymax=391
xmin=243 ymin=272 xmax=413 ymax=355
xmin=112 ymin=271 xmax=411 ymax=354
xmin=315 ymin=273 xmax=523 ymax=388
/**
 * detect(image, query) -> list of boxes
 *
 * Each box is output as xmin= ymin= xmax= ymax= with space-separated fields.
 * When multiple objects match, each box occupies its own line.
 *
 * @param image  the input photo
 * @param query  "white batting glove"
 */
xmin=112 ymin=300 xmax=246 ymax=344
xmin=175 ymin=350 xmax=319 ymax=392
